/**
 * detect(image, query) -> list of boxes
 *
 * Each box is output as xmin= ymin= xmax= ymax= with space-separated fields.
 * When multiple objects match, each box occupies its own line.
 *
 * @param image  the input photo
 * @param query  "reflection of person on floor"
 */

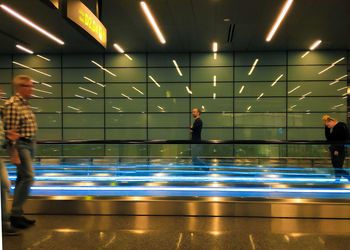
xmin=190 ymin=108 xmax=206 ymax=166
xmin=322 ymin=115 xmax=350 ymax=180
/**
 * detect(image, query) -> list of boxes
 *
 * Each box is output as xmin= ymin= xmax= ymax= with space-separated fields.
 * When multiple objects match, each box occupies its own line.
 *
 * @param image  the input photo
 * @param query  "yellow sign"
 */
xmin=67 ymin=0 xmax=107 ymax=48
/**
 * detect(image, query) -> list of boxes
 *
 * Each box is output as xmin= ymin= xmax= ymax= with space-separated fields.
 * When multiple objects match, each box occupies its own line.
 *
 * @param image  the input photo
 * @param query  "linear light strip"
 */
xmin=257 ymin=93 xmax=264 ymax=100
xmin=288 ymin=85 xmax=300 ymax=94
xmin=149 ymin=75 xmax=160 ymax=87
xmin=33 ymin=88 xmax=52 ymax=94
xmin=18 ymin=186 xmax=350 ymax=194
xmin=0 ymin=4 xmax=64 ymax=45
xmin=271 ymin=74 xmax=283 ymax=86
xmin=213 ymin=75 xmax=217 ymax=87
xmin=309 ymin=40 xmax=322 ymax=50
xmin=12 ymin=61 xmax=51 ymax=77
xmin=67 ymin=106 xmax=80 ymax=111
xmin=186 ymin=86 xmax=192 ymax=94
xmin=37 ymin=55 xmax=51 ymax=61
xmin=16 ymin=44 xmax=33 ymax=54
xmin=248 ymin=59 xmax=259 ymax=75
xmin=172 ymin=60 xmax=182 ymax=76
xmin=265 ymin=0 xmax=294 ymax=42
xmin=132 ymin=86 xmax=144 ymax=95
xmin=140 ymin=1 xmax=166 ymax=44
xmin=124 ymin=54 xmax=133 ymax=61
xmin=78 ymin=87 xmax=98 ymax=95
xmin=301 ymin=51 xmax=310 ymax=58
xmin=91 ymin=60 xmax=116 ymax=77
xmin=212 ymin=42 xmax=218 ymax=52
xmin=239 ymin=85 xmax=245 ymax=94
xmin=121 ymin=93 xmax=133 ymax=100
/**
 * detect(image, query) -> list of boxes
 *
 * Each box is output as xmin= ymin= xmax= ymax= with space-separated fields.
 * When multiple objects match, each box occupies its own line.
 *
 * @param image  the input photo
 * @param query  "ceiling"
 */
xmin=0 ymin=0 xmax=349 ymax=53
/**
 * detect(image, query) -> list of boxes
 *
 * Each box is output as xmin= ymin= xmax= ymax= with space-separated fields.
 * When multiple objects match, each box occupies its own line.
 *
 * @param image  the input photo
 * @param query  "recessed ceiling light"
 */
xmin=212 ymin=42 xmax=218 ymax=52
xmin=223 ymin=18 xmax=230 ymax=22
xmin=140 ymin=1 xmax=166 ymax=44
xmin=0 ymin=4 xmax=64 ymax=45
xmin=266 ymin=0 xmax=294 ymax=42
xmin=113 ymin=43 xmax=124 ymax=53
xmin=309 ymin=40 xmax=322 ymax=50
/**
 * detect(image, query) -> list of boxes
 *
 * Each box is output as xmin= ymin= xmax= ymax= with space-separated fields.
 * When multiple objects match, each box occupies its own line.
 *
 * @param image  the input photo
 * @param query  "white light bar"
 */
xmin=309 ymin=40 xmax=322 ymax=50
xmin=33 ymin=88 xmax=52 ymax=94
xmin=31 ymin=94 xmax=43 ymax=98
xmin=213 ymin=75 xmax=217 ymax=87
xmin=248 ymin=59 xmax=259 ymax=75
xmin=16 ymin=44 xmax=33 ymax=54
xmin=78 ymin=87 xmax=98 ymax=95
xmin=336 ymin=74 xmax=348 ymax=81
xmin=302 ymin=91 xmax=312 ymax=97
xmin=301 ymin=51 xmax=310 ymax=58
xmin=140 ymin=1 xmax=166 ymax=44
xmin=112 ymin=106 xmax=121 ymax=111
xmin=0 ymin=4 xmax=64 ymax=45
xmin=132 ymin=86 xmax=144 ymax=95
xmin=332 ymin=57 xmax=345 ymax=65
xmin=288 ymin=85 xmax=300 ymax=94
xmin=266 ymin=0 xmax=294 ymax=42
xmin=239 ymin=85 xmax=245 ymax=94
xmin=149 ymin=75 xmax=160 ymax=87
xmin=121 ymin=93 xmax=133 ymax=100
xmin=83 ymin=76 xmax=105 ymax=87
xmin=332 ymin=104 xmax=344 ymax=109
xmin=318 ymin=65 xmax=334 ymax=75
xmin=212 ymin=42 xmax=218 ymax=52
xmin=247 ymin=106 xmax=252 ymax=111
xmin=172 ymin=60 xmax=182 ymax=76
xmin=12 ymin=61 xmax=51 ymax=77
xmin=124 ymin=54 xmax=133 ymax=61
xmin=257 ymin=93 xmax=264 ymax=100
xmin=67 ymin=106 xmax=80 ymax=111
xmin=290 ymin=105 xmax=296 ymax=109
xmin=91 ymin=60 xmax=116 ymax=77
xmin=271 ymin=74 xmax=283 ymax=87
xmin=213 ymin=93 xmax=216 ymax=99
xmin=186 ymin=86 xmax=192 ymax=94
xmin=337 ymin=87 xmax=347 ymax=91
xmin=41 ymin=82 xmax=52 ymax=88
xmin=37 ymin=55 xmax=50 ymax=61
xmin=75 ymin=94 xmax=84 ymax=99
xmin=113 ymin=43 xmax=125 ymax=53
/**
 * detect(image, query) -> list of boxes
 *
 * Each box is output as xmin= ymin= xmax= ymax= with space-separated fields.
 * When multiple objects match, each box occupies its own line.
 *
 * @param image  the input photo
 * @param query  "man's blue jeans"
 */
xmin=11 ymin=141 xmax=35 ymax=217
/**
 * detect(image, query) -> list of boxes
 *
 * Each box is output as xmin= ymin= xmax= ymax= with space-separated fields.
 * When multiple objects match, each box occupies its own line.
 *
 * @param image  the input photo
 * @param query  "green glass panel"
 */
xmin=36 ymin=114 xmax=61 ymax=127
xmin=105 ymin=68 xmax=145 ymax=82
xmin=234 ymin=113 xmax=286 ymax=127
xmin=288 ymin=113 xmax=346 ymax=127
xmin=63 ymin=99 xmax=104 ymax=112
xmin=288 ymin=65 xmax=346 ymax=81
xmin=148 ymin=83 xmax=189 ymax=97
xmin=148 ymin=114 xmax=189 ymax=127
xmin=13 ymin=68 xmax=61 ymax=82
xmin=34 ymin=83 xmax=61 ymax=98
xmin=148 ymin=68 xmax=189 ymax=82
xmin=63 ymin=83 xmax=104 ymax=97
xmin=63 ymin=129 xmax=104 ymax=140
xmin=287 ymin=145 xmax=329 ymax=157
xmin=62 ymin=54 xmax=103 ymax=67
xmin=30 ymin=99 xmax=61 ymax=113
xmin=235 ymin=81 xmax=285 ymax=97
xmin=234 ymin=98 xmax=286 ymax=112
xmin=203 ymin=128 xmax=233 ymax=140
xmin=105 ymin=99 xmax=146 ymax=112
xmin=148 ymin=128 xmax=189 ymax=140
xmin=191 ymin=67 xmax=233 ymax=82
xmin=149 ymin=144 xmax=190 ymax=157
xmin=287 ymin=97 xmax=346 ymax=112
xmin=287 ymin=81 xmax=347 ymax=96
xmin=148 ymin=98 xmax=189 ymax=112
xmin=0 ymin=69 xmax=12 ymax=82
xmin=36 ymin=145 xmax=62 ymax=156
xmin=63 ymin=68 xmax=103 ymax=82
xmin=235 ymin=66 xmax=285 ymax=81
xmin=234 ymin=128 xmax=285 ymax=140
xmin=288 ymin=51 xmax=347 ymax=65
xmin=288 ymin=128 xmax=324 ymax=140
xmin=199 ymin=113 xmax=233 ymax=127
xmin=63 ymin=114 xmax=104 ymax=127
xmin=235 ymin=52 xmax=286 ymax=66
xmin=200 ymin=145 xmax=234 ymax=157
xmin=191 ymin=53 xmax=233 ymax=66
xmin=106 ymin=128 xmax=146 ymax=140
xmin=0 ymin=55 xmax=12 ymax=68
xmin=105 ymin=53 xmax=146 ymax=67
xmin=14 ymin=54 xmax=61 ymax=68
xmin=106 ymin=114 xmax=146 ymax=127
xmin=106 ymin=144 xmax=147 ymax=156
xmin=192 ymin=83 xmax=233 ymax=97
xmin=36 ymin=129 xmax=61 ymax=140
xmin=235 ymin=145 xmax=286 ymax=157
xmin=191 ymin=98 xmax=233 ymax=112
xmin=148 ymin=53 xmax=189 ymax=67
xmin=63 ymin=145 xmax=104 ymax=156
xmin=106 ymin=83 xmax=146 ymax=97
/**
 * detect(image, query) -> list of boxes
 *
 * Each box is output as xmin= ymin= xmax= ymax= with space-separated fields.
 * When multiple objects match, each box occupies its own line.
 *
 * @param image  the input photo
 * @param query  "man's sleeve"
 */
xmin=325 ymin=126 xmax=331 ymax=140
xmin=2 ymin=103 xmax=20 ymax=131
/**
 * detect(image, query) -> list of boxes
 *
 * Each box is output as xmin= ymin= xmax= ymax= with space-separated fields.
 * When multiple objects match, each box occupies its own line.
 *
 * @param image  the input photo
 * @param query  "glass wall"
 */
xmin=0 ymin=51 xmax=348 ymax=156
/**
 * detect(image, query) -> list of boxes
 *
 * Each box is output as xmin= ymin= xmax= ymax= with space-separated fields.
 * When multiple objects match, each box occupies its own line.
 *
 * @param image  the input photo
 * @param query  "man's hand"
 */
xmin=334 ymin=151 xmax=339 ymax=156
xmin=6 ymin=130 xmax=20 ymax=141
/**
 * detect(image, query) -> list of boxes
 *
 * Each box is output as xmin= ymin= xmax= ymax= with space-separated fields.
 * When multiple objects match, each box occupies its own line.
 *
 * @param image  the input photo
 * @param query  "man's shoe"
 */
xmin=10 ymin=216 xmax=31 ymax=229
xmin=2 ymin=226 xmax=21 ymax=236
xmin=22 ymin=216 xmax=36 ymax=225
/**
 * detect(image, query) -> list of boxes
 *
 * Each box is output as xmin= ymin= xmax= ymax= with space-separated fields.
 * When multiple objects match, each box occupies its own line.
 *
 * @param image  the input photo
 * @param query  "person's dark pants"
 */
xmin=330 ymin=148 xmax=349 ymax=178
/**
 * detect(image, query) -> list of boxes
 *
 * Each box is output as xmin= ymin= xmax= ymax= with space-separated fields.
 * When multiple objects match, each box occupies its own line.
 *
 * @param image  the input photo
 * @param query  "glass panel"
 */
xmin=192 ymin=83 xmax=233 ymax=97
xmin=14 ymin=54 xmax=61 ymax=67
xmin=234 ymin=113 xmax=286 ymax=127
xmin=203 ymin=128 xmax=233 ymax=140
xmin=148 ymin=68 xmax=189 ymax=82
xmin=105 ymin=68 xmax=145 ymax=82
xmin=235 ymin=128 xmax=285 ymax=140
xmin=191 ymin=67 xmax=233 ymax=82
xmin=288 ymin=51 xmax=347 ymax=65
xmin=105 ymin=99 xmax=146 ymax=112
xmin=191 ymin=98 xmax=233 ymax=112
xmin=235 ymin=81 xmax=285 ymax=97
xmin=148 ymin=98 xmax=189 ymax=112
xmin=191 ymin=53 xmax=233 ymax=66
xmin=148 ymin=114 xmax=189 ymax=127
xmin=148 ymin=83 xmax=189 ymax=97
xmin=106 ymin=83 xmax=146 ymax=97
xmin=13 ymin=68 xmax=61 ymax=82
xmin=62 ymin=54 xmax=103 ymax=67
xmin=148 ymin=53 xmax=189 ymax=67
xmin=63 ymin=129 xmax=104 ymax=140
xmin=235 ymin=66 xmax=285 ymax=81
xmin=288 ymin=65 xmax=346 ymax=81
xmin=234 ymin=98 xmax=286 ymax=112
xmin=287 ymin=97 xmax=346 ymax=112
xmin=148 ymin=129 xmax=189 ymax=140
xmin=235 ymin=52 xmax=286 ymax=66
xmin=106 ymin=129 xmax=146 ymax=140
xmin=105 ymin=53 xmax=146 ymax=67
xmin=287 ymin=81 xmax=347 ymax=96
xmin=63 ymin=114 xmax=104 ymax=127
xmin=288 ymin=113 xmax=346 ymax=127
xmin=106 ymin=114 xmax=146 ymax=127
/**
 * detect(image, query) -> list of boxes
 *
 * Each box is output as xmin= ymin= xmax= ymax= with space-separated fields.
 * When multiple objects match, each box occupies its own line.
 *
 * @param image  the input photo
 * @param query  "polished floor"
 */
xmin=3 ymin=215 xmax=350 ymax=249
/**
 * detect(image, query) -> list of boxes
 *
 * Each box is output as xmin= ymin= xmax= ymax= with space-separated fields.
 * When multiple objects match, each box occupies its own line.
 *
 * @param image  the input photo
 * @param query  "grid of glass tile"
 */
xmin=0 ymin=51 xmax=348 ymax=156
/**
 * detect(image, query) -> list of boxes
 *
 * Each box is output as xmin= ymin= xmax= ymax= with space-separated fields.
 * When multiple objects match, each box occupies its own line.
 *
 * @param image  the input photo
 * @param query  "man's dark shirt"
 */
xmin=325 ymin=122 xmax=349 ymax=151
xmin=191 ymin=118 xmax=202 ymax=141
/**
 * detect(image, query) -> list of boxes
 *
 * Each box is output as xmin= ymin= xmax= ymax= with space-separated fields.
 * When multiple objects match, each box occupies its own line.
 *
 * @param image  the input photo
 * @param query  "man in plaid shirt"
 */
xmin=2 ymin=75 xmax=37 ymax=229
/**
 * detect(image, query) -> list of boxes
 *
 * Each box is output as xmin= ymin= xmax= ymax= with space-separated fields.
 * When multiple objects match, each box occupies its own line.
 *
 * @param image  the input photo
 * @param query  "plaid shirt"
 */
xmin=1 ymin=94 xmax=37 ymax=139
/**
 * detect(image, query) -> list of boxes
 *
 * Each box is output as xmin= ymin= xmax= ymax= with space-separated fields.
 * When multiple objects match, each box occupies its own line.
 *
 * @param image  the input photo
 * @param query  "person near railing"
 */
xmin=190 ymin=108 xmax=207 ymax=169
xmin=2 ymin=75 xmax=37 ymax=229
xmin=322 ymin=115 xmax=350 ymax=181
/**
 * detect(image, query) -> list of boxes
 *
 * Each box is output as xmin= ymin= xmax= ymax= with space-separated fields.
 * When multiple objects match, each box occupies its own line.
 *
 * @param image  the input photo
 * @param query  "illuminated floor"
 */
xmin=3 ymin=215 xmax=350 ymax=250
xmin=6 ymin=160 xmax=350 ymax=198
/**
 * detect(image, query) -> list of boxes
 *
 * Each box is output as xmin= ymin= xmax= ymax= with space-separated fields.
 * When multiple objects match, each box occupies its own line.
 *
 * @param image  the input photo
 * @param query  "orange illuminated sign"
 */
xmin=67 ymin=0 xmax=107 ymax=48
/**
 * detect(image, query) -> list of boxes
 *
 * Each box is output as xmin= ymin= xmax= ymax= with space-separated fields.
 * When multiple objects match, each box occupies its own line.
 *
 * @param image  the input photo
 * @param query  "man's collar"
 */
xmin=16 ymin=93 xmax=28 ymax=103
